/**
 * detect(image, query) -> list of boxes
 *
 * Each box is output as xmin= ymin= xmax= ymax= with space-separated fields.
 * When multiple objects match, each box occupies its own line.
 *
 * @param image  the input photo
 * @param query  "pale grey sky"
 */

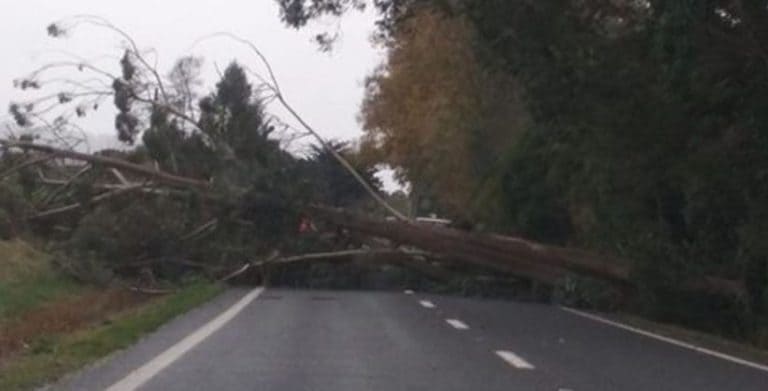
xmin=0 ymin=0 xmax=400 ymax=189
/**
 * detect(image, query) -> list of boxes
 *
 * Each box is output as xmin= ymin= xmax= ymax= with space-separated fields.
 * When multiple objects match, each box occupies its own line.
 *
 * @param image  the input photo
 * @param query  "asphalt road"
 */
xmin=51 ymin=288 xmax=768 ymax=391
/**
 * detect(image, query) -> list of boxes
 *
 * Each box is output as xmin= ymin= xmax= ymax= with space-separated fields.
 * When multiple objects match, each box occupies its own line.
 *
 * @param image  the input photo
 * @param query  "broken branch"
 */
xmin=0 ymin=139 xmax=210 ymax=189
xmin=0 ymin=155 xmax=53 ymax=180
xmin=31 ymin=183 xmax=144 ymax=219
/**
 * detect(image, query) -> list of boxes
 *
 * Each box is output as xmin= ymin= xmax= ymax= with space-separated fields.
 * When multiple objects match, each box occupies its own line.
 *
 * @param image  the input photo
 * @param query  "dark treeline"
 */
xmin=278 ymin=0 xmax=768 ymax=344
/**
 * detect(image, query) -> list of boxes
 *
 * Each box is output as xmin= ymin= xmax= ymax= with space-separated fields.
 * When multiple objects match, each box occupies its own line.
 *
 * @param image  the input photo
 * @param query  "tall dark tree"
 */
xmin=277 ymin=0 xmax=768 ymax=340
xmin=301 ymin=141 xmax=382 ymax=207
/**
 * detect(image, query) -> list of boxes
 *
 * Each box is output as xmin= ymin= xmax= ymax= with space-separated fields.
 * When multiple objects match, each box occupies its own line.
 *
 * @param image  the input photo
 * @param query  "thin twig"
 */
xmin=31 ymin=183 xmax=144 ymax=219
xmin=180 ymin=218 xmax=219 ymax=241
xmin=38 ymin=163 xmax=91 ymax=206
xmin=60 ymin=15 xmax=171 ymax=102
xmin=277 ymin=95 xmax=407 ymax=220
xmin=191 ymin=32 xmax=407 ymax=220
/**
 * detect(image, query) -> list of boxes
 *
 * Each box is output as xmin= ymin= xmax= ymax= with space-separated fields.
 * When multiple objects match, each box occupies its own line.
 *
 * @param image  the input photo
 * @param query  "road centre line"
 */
xmin=561 ymin=306 xmax=768 ymax=374
xmin=495 ymin=350 xmax=535 ymax=370
xmin=105 ymin=287 xmax=265 ymax=391
xmin=419 ymin=300 xmax=436 ymax=308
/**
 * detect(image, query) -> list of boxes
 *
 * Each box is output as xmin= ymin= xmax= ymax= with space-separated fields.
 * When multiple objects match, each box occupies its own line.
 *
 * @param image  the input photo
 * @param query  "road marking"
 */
xmin=445 ymin=318 xmax=470 ymax=330
xmin=105 ymin=287 xmax=265 ymax=391
xmin=495 ymin=350 xmax=535 ymax=370
xmin=404 ymin=289 xmax=414 ymax=295
xmin=419 ymin=300 xmax=435 ymax=309
xmin=561 ymin=307 xmax=768 ymax=374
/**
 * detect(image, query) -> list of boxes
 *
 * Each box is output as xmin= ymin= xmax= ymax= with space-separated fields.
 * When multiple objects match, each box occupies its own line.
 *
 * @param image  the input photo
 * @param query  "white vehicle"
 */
xmin=385 ymin=214 xmax=451 ymax=226
xmin=415 ymin=216 xmax=452 ymax=226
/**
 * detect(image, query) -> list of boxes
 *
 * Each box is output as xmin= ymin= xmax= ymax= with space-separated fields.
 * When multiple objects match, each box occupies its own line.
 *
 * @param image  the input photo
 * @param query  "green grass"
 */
xmin=0 ymin=281 xmax=224 ymax=391
xmin=0 ymin=274 xmax=83 ymax=320
xmin=0 ymin=240 xmax=83 ymax=320
xmin=0 ymin=239 xmax=224 ymax=391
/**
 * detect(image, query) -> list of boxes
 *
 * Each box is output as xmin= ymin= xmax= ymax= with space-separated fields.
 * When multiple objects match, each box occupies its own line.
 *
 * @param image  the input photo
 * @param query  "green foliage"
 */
xmin=58 ymin=61 xmax=319 ymax=279
xmin=0 ymin=240 xmax=82 ymax=320
xmin=66 ymin=198 xmax=188 ymax=267
xmin=142 ymin=115 xmax=214 ymax=178
xmin=0 ymin=181 xmax=32 ymax=239
xmin=286 ymin=0 xmax=768 ymax=341
xmin=299 ymin=141 xmax=382 ymax=207
xmin=486 ymin=0 xmax=768 ymax=341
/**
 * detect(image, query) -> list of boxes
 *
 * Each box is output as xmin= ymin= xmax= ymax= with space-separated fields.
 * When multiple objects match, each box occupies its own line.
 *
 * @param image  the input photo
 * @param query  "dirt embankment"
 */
xmin=0 ymin=288 xmax=148 ymax=363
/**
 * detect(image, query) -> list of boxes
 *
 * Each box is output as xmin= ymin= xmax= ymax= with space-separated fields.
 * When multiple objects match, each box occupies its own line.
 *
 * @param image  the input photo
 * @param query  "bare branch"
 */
xmin=219 ymin=247 xmax=434 ymax=283
xmin=0 ymin=155 xmax=53 ymax=180
xmin=180 ymin=218 xmax=219 ymax=241
xmin=254 ymin=248 xmax=430 ymax=267
xmin=31 ymin=183 xmax=145 ymax=219
xmin=25 ymin=61 xmax=117 ymax=81
xmin=38 ymin=77 xmax=112 ymax=92
xmin=192 ymin=33 xmax=407 ymax=220
xmin=278 ymin=96 xmax=407 ymax=220
xmin=219 ymin=250 xmax=279 ymax=282
xmin=0 ymin=139 xmax=210 ymax=189
xmin=190 ymin=32 xmax=281 ymax=93
xmin=220 ymin=263 xmax=252 ymax=282
xmin=110 ymin=168 xmax=130 ymax=185
xmin=130 ymin=94 xmax=203 ymax=132
xmin=38 ymin=164 xmax=91 ymax=207
xmin=54 ymin=15 xmax=170 ymax=102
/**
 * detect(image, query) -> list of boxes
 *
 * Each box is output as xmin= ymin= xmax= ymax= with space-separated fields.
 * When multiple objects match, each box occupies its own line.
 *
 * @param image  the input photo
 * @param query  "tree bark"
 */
xmin=309 ymin=205 xmax=747 ymax=299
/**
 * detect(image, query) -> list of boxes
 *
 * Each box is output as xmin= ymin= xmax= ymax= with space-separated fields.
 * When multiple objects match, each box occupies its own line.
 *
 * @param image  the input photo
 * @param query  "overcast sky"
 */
xmin=0 ymin=0 xmax=400 ymax=189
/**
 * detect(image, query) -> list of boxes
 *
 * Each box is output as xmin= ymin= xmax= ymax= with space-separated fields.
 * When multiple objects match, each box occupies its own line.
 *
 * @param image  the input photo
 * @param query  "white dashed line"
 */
xmin=404 ymin=289 xmax=414 ymax=295
xmin=561 ymin=307 xmax=768 ymax=374
xmin=445 ymin=319 xmax=470 ymax=330
xmin=419 ymin=300 xmax=436 ymax=309
xmin=495 ymin=350 xmax=535 ymax=370
xmin=105 ymin=287 xmax=264 ymax=391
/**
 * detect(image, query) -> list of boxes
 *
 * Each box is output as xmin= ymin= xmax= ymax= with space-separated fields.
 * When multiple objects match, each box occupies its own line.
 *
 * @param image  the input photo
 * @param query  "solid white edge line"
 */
xmin=495 ymin=350 xmax=535 ymax=370
xmin=561 ymin=306 xmax=768 ymax=373
xmin=105 ymin=287 xmax=265 ymax=391
xmin=419 ymin=300 xmax=436 ymax=308
xmin=445 ymin=318 xmax=470 ymax=330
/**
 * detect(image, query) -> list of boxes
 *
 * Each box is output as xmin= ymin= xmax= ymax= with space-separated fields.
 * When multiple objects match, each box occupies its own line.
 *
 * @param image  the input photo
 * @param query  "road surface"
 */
xmin=51 ymin=288 xmax=768 ymax=390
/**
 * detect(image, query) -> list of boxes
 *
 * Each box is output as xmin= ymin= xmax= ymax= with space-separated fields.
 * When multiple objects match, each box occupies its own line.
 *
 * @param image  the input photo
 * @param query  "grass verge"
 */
xmin=0 ymin=240 xmax=83 ymax=320
xmin=0 ymin=281 xmax=224 ymax=391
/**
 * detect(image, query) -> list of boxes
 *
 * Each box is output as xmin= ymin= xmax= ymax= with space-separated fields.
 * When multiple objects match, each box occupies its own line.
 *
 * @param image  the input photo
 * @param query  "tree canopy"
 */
xmin=277 ymin=0 xmax=768 ymax=342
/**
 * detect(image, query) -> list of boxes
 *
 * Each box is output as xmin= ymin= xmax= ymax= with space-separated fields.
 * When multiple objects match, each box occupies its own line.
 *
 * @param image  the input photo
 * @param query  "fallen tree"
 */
xmin=309 ymin=205 xmax=747 ymax=299
xmin=1 ymin=17 xmax=751 ymax=333
xmin=0 ymin=139 xmax=745 ymax=301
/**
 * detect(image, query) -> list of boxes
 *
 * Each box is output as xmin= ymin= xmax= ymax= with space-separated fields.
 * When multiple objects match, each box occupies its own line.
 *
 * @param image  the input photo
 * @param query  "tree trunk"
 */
xmin=309 ymin=206 xmax=746 ymax=299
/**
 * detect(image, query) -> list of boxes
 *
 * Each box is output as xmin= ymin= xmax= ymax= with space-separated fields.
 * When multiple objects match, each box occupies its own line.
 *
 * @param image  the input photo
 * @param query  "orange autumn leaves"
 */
xmin=359 ymin=8 xmax=526 ymax=218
